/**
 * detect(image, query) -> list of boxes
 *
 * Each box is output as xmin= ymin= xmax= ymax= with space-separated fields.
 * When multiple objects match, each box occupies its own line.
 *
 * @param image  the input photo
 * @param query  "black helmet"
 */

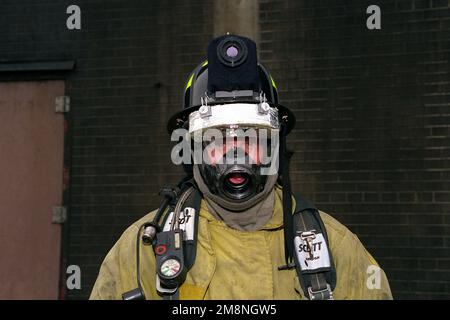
xmin=167 ymin=35 xmax=295 ymax=134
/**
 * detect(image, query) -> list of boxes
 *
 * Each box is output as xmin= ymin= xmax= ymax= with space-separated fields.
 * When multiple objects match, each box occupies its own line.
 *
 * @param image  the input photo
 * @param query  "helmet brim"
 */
xmin=167 ymin=102 xmax=296 ymax=135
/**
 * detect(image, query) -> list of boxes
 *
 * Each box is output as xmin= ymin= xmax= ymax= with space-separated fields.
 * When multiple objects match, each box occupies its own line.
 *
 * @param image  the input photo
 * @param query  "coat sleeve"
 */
xmin=332 ymin=229 xmax=393 ymax=300
xmin=90 ymin=210 xmax=161 ymax=300
xmin=89 ymin=224 xmax=142 ymax=300
xmin=319 ymin=211 xmax=392 ymax=300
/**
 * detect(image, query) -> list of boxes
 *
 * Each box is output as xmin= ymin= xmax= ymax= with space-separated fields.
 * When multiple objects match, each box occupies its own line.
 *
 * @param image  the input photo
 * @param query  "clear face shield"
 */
xmin=188 ymin=102 xmax=280 ymax=202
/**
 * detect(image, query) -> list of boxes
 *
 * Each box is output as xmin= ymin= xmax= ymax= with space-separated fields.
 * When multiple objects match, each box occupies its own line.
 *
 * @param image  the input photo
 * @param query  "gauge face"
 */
xmin=160 ymin=258 xmax=181 ymax=277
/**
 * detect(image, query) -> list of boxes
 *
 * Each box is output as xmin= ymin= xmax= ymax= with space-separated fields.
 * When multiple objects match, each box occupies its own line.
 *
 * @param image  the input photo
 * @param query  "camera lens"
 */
xmin=217 ymin=37 xmax=248 ymax=67
xmin=226 ymin=46 xmax=239 ymax=58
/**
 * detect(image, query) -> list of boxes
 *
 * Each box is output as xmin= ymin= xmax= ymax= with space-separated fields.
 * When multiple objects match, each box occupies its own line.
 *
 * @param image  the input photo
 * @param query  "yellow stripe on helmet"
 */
xmin=270 ymin=75 xmax=278 ymax=90
xmin=185 ymin=73 xmax=195 ymax=92
xmin=185 ymin=60 xmax=208 ymax=92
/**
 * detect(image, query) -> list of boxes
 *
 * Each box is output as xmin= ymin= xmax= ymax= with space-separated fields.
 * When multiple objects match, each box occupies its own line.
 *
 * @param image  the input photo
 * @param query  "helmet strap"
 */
xmin=280 ymin=124 xmax=294 ymax=264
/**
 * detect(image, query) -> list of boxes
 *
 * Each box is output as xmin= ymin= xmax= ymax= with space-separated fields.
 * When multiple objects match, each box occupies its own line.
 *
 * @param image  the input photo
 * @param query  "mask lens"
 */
xmin=200 ymin=127 xmax=271 ymax=166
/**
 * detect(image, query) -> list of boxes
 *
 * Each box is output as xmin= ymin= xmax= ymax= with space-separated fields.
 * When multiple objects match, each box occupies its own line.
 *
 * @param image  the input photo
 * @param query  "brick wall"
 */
xmin=1 ymin=0 xmax=214 ymax=299
xmin=1 ymin=0 xmax=449 ymax=299
xmin=260 ymin=0 xmax=450 ymax=299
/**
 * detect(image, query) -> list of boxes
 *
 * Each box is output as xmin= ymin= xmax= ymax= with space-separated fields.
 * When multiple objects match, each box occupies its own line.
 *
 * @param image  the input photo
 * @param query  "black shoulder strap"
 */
xmin=292 ymin=193 xmax=337 ymax=300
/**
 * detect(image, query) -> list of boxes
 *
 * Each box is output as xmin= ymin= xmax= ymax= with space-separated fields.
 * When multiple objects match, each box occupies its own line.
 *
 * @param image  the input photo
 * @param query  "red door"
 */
xmin=0 ymin=81 xmax=65 ymax=299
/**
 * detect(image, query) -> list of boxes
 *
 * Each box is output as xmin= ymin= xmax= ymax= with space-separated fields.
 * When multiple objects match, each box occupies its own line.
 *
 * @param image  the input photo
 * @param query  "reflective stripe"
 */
xmin=185 ymin=73 xmax=195 ymax=92
xmin=188 ymin=103 xmax=280 ymax=134
xmin=185 ymin=61 xmax=208 ymax=92
xmin=270 ymin=75 xmax=277 ymax=90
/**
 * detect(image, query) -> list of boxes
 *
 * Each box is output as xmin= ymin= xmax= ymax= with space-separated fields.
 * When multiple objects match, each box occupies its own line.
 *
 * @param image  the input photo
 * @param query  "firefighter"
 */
xmin=90 ymin=35 xmax=392 ymax=300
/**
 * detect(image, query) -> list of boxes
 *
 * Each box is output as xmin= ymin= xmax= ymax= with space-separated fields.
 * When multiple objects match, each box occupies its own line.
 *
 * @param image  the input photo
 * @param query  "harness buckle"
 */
xmin=308 ymin=284 xmax=333 ymax=300
xmin=300 ymin=230 xmax=317 ymax=259
xmin=300 ymin=230 xmax=316 ymax=241
xmin=156 ymin=275 xmax=178 ymax=295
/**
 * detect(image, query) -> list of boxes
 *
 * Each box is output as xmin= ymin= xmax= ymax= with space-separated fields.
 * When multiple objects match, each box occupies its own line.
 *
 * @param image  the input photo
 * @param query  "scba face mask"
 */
xmin=189 ymin=103 xmax=280 ymax=203
xmin=168 ymin=35 xmax=294 ymax=206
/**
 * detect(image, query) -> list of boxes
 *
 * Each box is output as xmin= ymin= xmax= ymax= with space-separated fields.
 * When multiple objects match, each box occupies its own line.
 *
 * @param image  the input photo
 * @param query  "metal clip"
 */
xmin=200 ymin=94 xmax=209 ymax=107
xmin=308 ymin=284 xmax=333 ymax=300
xmin=278 ymin=262 xmax=296 ymax=271
xmin=257 ymin=92 xmax=270 ymax=114
xmin=258 ymin=101 xmax=270 ymax=115
xmin=300 ymin=230 xmax=316 ymax=259
xmin=198 ymin=103 xmax=211 ymax=119
xmin=156 ymin=275 xmax=178 ymax=294
xmin=300 ymin=230 xmax=316 ymax=240
xmin=258 ymin=92 xmax=267 ymax=103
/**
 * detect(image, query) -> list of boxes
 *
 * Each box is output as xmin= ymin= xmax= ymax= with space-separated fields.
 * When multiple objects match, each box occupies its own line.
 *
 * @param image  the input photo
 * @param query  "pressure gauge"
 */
xmin=160 ymin=258 xmax=181 ymax=278
xmin=155 ymin=230 xmax=187 ymax=291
